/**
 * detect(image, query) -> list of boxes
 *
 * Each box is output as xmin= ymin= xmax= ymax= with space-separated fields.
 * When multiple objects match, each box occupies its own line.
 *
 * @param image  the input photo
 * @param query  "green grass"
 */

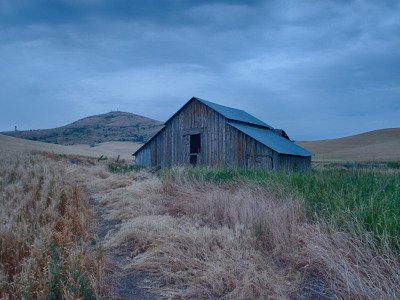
xmin=387 ymin=161 xmax=400 ymax=169
xmin=323 ymin=161 xmax=400 ymax=170
xmin=161 ymin=167 xmax=400 ymax=252
xmin=48 ymin=242 xmax=95 ymax=300
xmin=108 ymin=163 xmax=143 ymax=174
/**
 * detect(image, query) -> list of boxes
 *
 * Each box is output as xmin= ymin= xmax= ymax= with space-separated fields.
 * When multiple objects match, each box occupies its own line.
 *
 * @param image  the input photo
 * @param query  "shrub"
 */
xmin=108 ymin=163 xmax=143 ymax=174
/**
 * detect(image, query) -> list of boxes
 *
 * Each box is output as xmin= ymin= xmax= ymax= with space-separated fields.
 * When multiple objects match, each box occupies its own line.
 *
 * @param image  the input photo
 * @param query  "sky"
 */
xmin=0 ymin=0 xmax=399 ymax=140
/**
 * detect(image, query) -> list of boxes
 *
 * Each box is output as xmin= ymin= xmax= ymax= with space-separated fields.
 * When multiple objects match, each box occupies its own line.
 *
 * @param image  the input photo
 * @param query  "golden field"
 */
xmin=0 ymin=152 xmax=104 ymax=298
xmin=298 ymin=128 xmax=400 ymax=162
xmin=0 ymin=134 xmax=141 ymax=162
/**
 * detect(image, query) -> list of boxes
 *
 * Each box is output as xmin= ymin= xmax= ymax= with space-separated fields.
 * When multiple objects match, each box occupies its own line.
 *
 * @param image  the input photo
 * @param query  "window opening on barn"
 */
xmin=190 ymin=134 xmax=201 ymax=154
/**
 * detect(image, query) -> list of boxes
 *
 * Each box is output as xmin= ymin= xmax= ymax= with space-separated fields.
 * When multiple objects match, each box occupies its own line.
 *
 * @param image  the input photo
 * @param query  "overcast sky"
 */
xmin=0 ymin=0 xmax=399 ymax=140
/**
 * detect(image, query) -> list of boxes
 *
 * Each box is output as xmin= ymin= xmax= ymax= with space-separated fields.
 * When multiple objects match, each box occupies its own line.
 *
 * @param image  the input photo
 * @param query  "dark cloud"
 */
xmin=0 ymin=0 xmax=399 ymax=140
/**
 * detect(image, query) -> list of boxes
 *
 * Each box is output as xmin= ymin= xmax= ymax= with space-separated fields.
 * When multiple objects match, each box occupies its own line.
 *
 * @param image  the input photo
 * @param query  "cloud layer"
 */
xmin=0 ymin=0 xmax=399 ymax=140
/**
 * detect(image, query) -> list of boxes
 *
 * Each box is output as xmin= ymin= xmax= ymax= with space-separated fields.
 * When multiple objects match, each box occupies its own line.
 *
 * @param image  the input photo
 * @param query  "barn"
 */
xmin=133 ymin=97 xmax=312 ymax=170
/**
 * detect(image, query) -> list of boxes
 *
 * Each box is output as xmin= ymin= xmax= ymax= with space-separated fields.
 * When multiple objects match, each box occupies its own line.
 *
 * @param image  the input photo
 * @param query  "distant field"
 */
xmin=0 ymin=134 xmax=142 ymax=161
xmin=298 ymin=128 xmax=400 ymax=162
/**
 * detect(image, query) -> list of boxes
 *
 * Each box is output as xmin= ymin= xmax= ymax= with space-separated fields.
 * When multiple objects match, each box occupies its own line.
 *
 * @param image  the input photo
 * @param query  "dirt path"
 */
xmin=69 ymin=163 xmax=163 ymax=300
xmin=91 ymin=196 xmax=160 ymax=300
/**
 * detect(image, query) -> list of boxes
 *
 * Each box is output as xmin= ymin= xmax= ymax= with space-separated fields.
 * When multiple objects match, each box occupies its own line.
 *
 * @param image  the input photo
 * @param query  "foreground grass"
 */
xmin=0 ymin=152 xmax=104 ymax=298
xmin=73 ymin=164 xmax=400 ymax=299
xmin=167 ymin=167 xmax=400 ymax=252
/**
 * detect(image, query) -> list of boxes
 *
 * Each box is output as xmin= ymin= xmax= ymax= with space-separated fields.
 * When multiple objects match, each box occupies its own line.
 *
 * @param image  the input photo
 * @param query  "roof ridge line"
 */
xmin=227 ymin=119 xmax=273 ymax=130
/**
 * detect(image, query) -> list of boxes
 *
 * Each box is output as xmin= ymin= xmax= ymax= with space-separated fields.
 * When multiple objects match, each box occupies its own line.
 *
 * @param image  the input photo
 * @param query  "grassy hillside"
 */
xmin=298 ymin=128 xmax=400 ymax=161
xmin=0 ymin=134 xmax=142 ymax=161
xmin=2 ymin=111 xmax=163 ymax=145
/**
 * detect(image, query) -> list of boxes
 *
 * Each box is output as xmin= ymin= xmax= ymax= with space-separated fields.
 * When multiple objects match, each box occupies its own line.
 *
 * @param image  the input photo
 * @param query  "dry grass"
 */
xmin=75 ymin=166 xmax=400 ymax=299
xmin=0 ymin=152 xmax=104 ymax=299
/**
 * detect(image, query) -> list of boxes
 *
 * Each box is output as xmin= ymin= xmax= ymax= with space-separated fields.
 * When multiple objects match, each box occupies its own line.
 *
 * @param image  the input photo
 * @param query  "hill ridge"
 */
xmin=298 ymin=128 xmax=400 ymax=161
xmin=2 ymin=111 xmax=163 ymax=145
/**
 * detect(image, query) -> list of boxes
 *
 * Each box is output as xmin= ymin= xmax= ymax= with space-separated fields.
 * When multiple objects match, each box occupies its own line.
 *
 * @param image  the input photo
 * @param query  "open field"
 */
xmin=71 ymin=162 xmax=399 ymax=299
xmin=69 ymin=141 xmax=142 ymax=161
xmin=298 ymin=128 xmax=400 ymax=162
xmin=0 ymin=134 xmax=141 ymax=161
xmin=2 ymin=144 xmax=400 ymax=298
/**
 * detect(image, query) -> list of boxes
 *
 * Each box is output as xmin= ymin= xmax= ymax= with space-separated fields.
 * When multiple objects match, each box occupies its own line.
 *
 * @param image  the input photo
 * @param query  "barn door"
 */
xmin=189 ymin=133 xmax=201 ymax=166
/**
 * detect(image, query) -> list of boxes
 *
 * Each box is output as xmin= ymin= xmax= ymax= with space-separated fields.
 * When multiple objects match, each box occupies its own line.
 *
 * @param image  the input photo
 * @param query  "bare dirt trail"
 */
xmin=91 ymin=196 xmax=158 ymax=299
xmin=68 ymin=162 xmax=163 ymax=300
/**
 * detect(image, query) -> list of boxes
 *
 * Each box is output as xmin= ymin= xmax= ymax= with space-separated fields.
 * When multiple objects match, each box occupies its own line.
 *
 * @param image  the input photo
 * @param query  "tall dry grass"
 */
xmin=0 ymin=152 xmax=104 ymax=299
xmin=169 ymin=167 xmax=400 ymax=251
xmin=95 ymin=167 xmax=400 ymax=299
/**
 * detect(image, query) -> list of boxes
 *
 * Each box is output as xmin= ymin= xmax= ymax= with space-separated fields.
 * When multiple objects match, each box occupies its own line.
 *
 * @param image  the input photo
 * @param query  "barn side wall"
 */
xmin=134 ymin=144 xmax=151 ymax=167
xmin=225 ymin=125 xmax=275 ymax=169
xmin=275 ymin=154 xmax=311 ymax=171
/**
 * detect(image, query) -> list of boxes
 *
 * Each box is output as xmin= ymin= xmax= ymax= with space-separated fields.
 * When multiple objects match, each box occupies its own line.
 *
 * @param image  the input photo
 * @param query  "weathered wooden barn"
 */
xmin=133 ymin=97 xmax=311 ymax=170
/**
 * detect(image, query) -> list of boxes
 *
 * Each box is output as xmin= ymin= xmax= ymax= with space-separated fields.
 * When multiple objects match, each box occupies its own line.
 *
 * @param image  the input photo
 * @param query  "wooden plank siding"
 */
xmin=135 ymin=98 xmax=311 ymax=170
xmin=276 ymin=154 xmax=311 ymax=171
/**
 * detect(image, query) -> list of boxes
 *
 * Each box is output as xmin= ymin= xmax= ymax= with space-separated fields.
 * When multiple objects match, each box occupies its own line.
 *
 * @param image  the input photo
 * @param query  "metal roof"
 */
xmin=228 ymin=121 xmax=312 ymax=157
xmin=194 ymin=97 xmax=272 ymax=129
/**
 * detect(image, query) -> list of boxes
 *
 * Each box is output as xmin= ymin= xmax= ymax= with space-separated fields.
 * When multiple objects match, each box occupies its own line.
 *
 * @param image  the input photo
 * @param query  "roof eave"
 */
xmin=132 ymin=125 xmax=166 ymax=156
xmin=132 ymin=97 xmax=200 ymax=156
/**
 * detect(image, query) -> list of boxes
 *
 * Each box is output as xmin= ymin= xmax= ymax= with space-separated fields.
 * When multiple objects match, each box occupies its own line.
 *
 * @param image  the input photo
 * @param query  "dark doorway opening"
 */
xmin=189 ymin=133 xmax=201 ymax=166
xmin=190 ymin=134 xmax=201 ymax=154
xmin=190 ymin=154 xmax=198 ymax=166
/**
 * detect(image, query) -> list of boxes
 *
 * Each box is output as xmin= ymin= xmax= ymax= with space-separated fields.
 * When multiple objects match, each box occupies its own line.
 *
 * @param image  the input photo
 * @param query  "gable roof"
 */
xmin=228 ymin=121 xmax=312 ymax=157
xmin=194 ymin=97 xmax=272 ymax=128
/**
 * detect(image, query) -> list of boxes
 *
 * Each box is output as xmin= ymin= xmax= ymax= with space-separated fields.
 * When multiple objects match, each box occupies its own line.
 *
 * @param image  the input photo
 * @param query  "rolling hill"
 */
xmin=0 ymin=134 xmax=142 ymax=161
xmin=2 ymin=111 xmax=163 ymax=145
xmin=297 ymin=128 xmax=400 ymax=162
